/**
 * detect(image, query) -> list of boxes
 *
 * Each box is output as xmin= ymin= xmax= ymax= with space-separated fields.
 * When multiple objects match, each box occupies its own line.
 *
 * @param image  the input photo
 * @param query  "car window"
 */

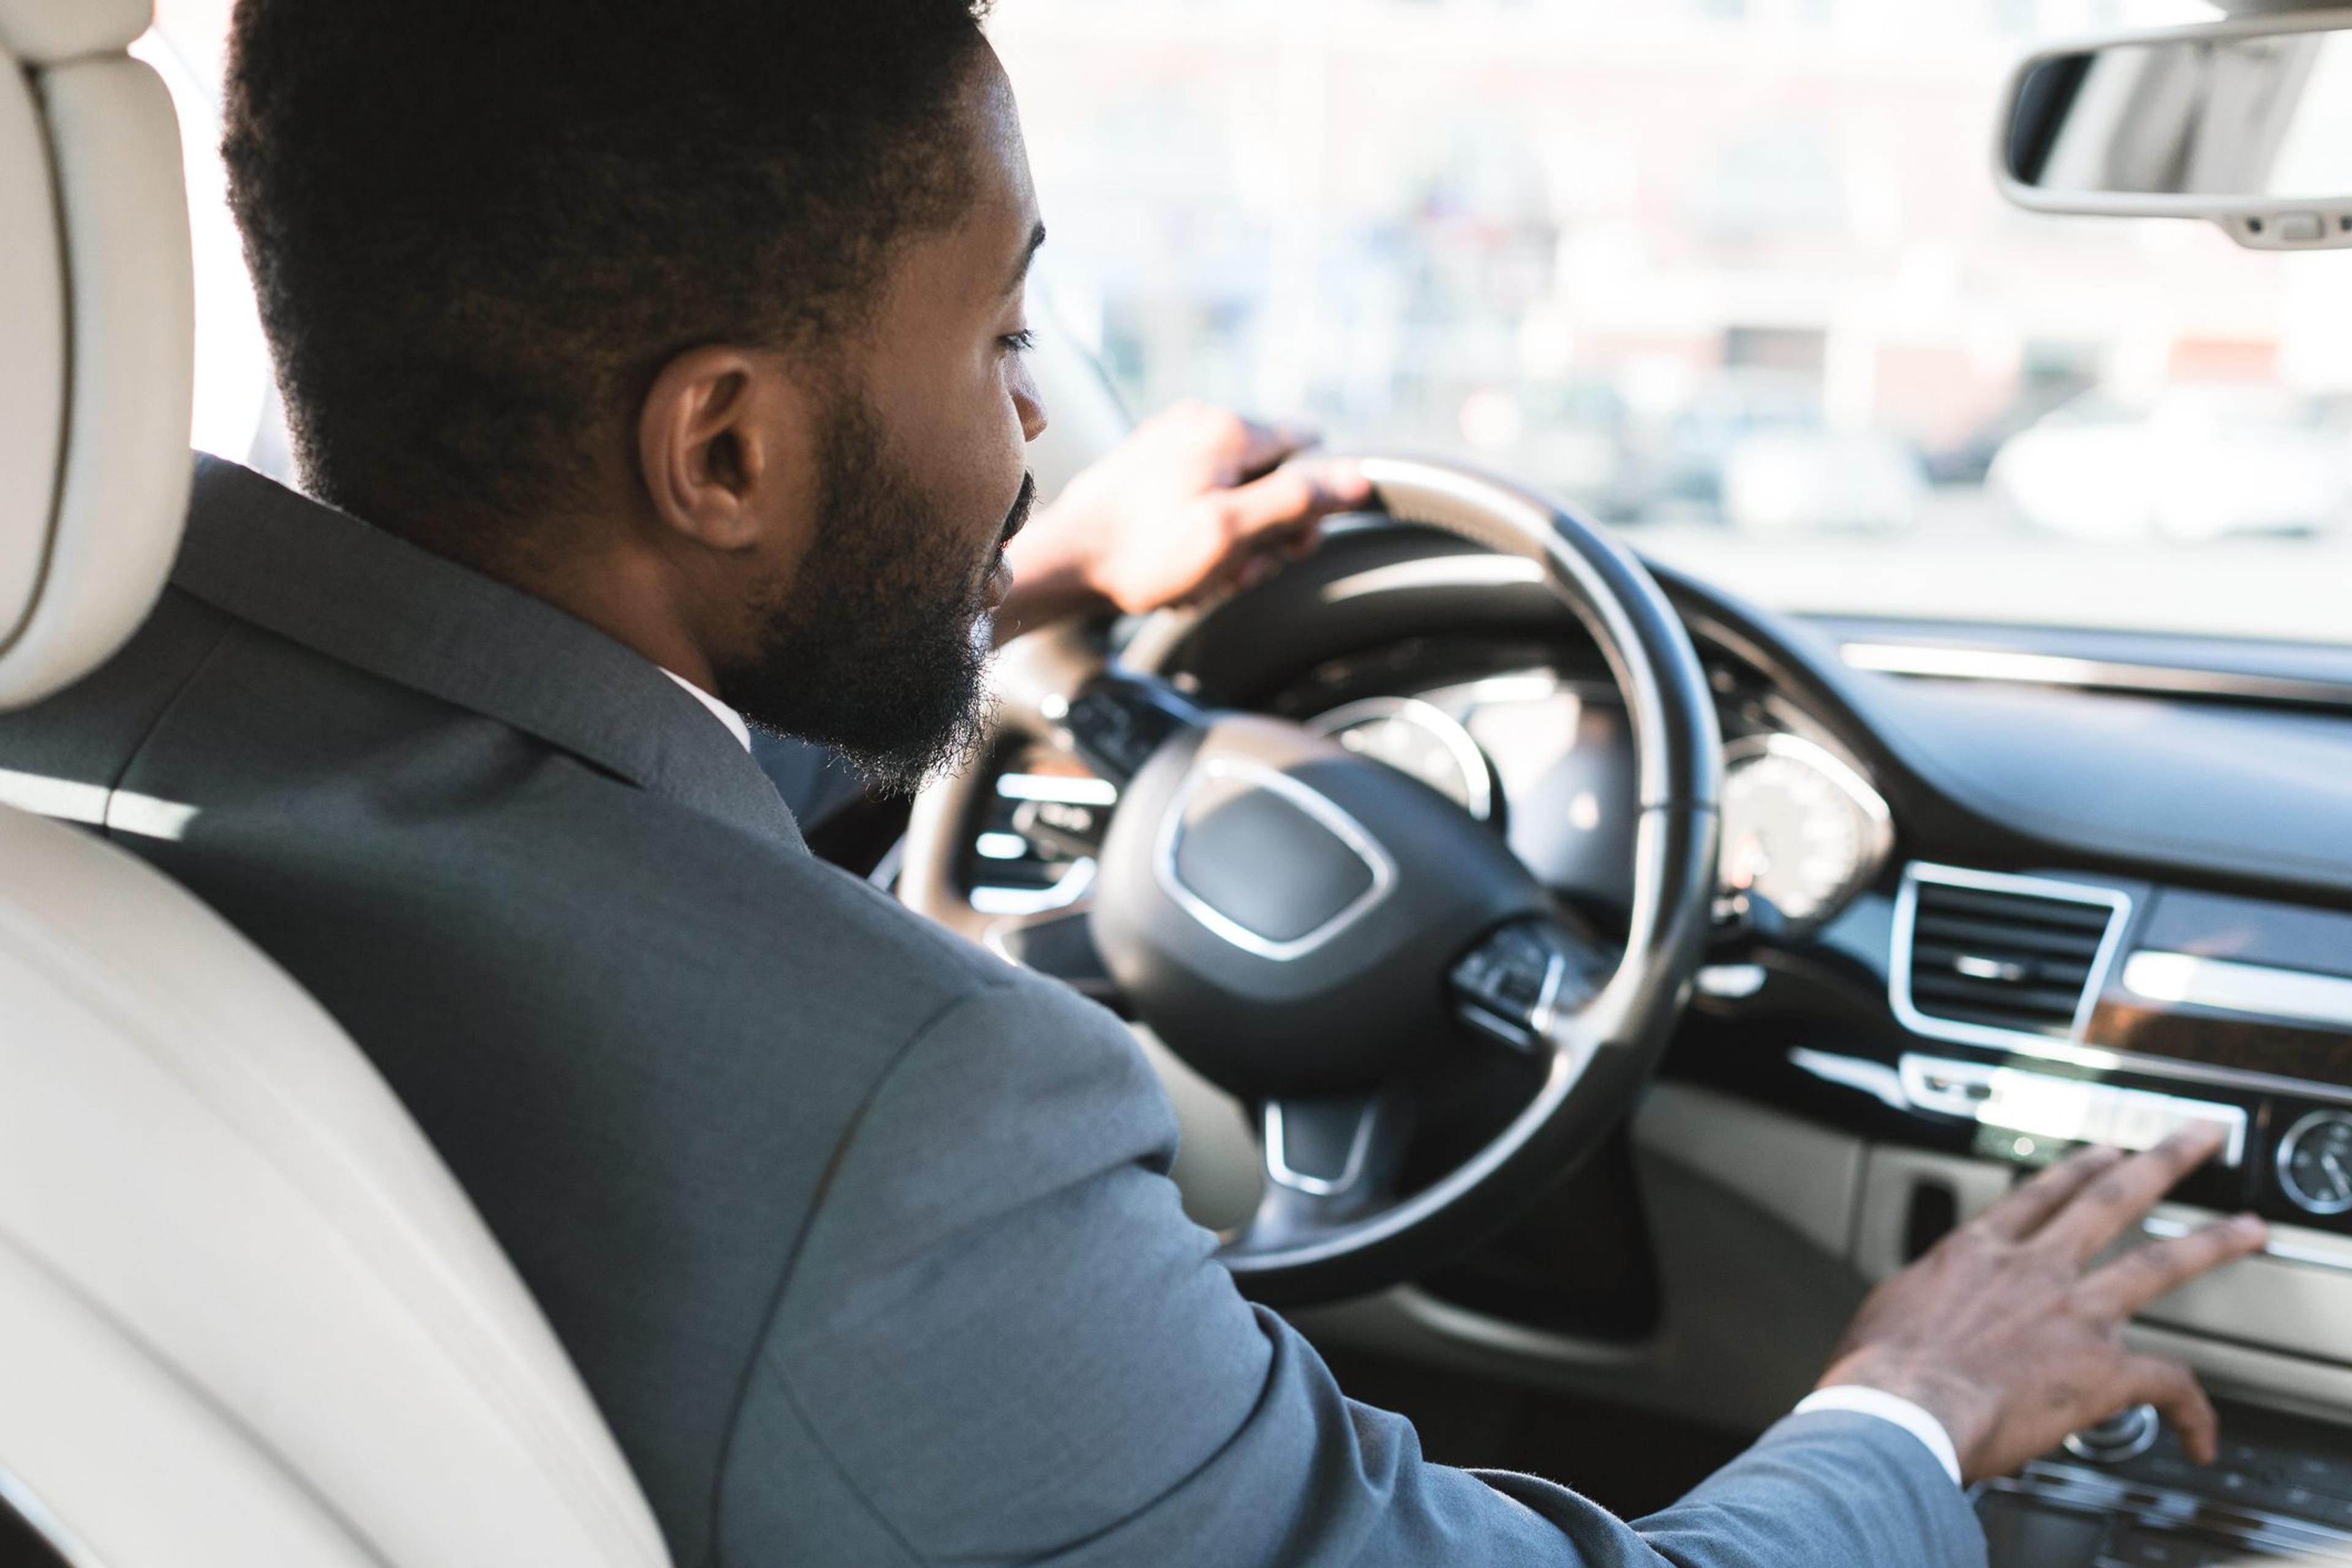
xmin=145 ymin=0 xmax=2352 ymax=644
xmin=992 ymin=0 xmax=2352 ymax=644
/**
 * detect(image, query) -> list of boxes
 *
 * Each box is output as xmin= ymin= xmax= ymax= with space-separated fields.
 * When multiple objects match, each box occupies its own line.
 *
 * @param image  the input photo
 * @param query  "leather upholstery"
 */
xmin=0 ymin=7 xmax=671 ymax=1562
xmin=0 ymin=806 xmax=671 ymax=1566
xmin=0 ymin=0 xmax=151 ymax=63
xmin=0 ymin=26 xmax=191 ymax=708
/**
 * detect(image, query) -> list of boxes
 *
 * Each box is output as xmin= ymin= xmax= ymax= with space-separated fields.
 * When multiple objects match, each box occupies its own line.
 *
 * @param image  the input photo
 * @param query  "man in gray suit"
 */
xmin=0 ymin=1 xmax=2267 ymax=1563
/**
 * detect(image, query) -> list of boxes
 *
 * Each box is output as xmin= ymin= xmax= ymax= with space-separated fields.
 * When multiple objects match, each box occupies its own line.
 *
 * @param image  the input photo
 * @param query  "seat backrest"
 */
xmin=0 ymin=6 xmax=671 ymax=1564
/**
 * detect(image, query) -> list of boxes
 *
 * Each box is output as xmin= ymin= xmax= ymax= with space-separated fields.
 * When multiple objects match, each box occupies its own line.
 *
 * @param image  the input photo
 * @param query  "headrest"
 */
xmin=0 ymin=2 xmax=193 ymax=712
xmin=0 ymin=0 xmax=153 ymax=64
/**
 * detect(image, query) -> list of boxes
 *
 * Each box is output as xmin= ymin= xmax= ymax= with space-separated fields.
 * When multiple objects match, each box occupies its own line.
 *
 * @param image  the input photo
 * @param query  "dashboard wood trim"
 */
xmin=2086 ymin=998 xmax=2352 ymax=1093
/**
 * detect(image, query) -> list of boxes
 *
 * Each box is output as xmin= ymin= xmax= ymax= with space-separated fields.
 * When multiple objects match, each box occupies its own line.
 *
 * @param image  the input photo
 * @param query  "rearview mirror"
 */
xmin=2000 ymin=10 xmax=2352 ymax=250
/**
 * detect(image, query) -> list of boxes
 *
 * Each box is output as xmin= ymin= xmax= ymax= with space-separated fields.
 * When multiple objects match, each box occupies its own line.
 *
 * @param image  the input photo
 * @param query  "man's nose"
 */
xmin=1013 ymin=361 xmax=1049 ymax=444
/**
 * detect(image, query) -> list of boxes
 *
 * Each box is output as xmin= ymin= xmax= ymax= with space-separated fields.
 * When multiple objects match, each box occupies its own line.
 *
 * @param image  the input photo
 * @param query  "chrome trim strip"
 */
xmin=2123 ymin=951 xmax=2352 ymax=1032
xmin=1898 ymin=1053 xmax=2248 ymax=1166
xmin=2144 ymin=1212 xmax=2352 ymax=1276
xmin=1696 ymin=962 xmax=1768 ymax=1000
xmin=996 ymin=772 xmax=1119 ymax=807
xmin=1839 ymin=641 xmax=2352 ymax=710
xmin=1967 ymin=1032 xmax=2352 ymax=1109
xmin=1263 ymin=1102 xmax=1377 ymax=1197
xmin=1888 ymin=862 xmax=2133 ymax=1055
xmin=0 ymin=1462 xmax=105 ymax=1568
xmin=970 ymin=856 xmax=1096 ymax=918
xmin=1787 ymin=1047 xmax=1909 ymax=1110
xmin=1319 ymin=554 xmax=1545 ymax=603
xmin=1153 ymin=758 xmax=1397 ymax=963
xmin=1526 ymin=948 xmax=1570 ymax=1039
xmin=1307 ymin=695 xmax=1494 ymax=823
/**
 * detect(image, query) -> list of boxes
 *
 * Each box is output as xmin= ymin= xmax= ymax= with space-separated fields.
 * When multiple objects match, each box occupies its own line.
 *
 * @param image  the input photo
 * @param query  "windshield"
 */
xmin=989 ymin=0 xmax=2352 ymax=646
xmin=149 ymin=0 xmax=2351 ymax=646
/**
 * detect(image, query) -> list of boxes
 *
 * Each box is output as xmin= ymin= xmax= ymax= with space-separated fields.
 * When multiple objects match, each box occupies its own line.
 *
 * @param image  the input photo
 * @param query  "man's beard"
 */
xmin=715 ymin=396 xmax=1035 ymax=797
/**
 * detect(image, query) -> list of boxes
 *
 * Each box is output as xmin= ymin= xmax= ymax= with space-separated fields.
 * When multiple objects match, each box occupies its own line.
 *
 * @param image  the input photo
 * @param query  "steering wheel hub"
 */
xmin=903 ymin=455 xmax=1723 ymax=1304
xmin=1093 ymin=710 xmax=1553 ymax=1100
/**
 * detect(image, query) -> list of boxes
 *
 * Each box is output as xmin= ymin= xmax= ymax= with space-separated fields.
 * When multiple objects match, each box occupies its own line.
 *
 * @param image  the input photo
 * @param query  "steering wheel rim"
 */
xmin=903 ymin=455 xmax=1722 ymax=1304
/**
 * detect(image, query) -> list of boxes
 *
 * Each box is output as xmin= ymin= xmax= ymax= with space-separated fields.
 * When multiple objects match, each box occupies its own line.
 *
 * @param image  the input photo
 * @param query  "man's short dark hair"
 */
xmin=224 ymin=0 xmax=993 ymax=565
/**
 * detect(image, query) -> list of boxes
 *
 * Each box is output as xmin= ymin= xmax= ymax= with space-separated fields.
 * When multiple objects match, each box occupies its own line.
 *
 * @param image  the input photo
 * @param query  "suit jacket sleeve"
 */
xmin=717 ymin=976 xmax=1988 ymax=1568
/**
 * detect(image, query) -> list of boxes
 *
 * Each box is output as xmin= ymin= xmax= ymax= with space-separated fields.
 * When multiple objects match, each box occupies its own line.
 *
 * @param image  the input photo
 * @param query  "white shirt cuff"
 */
xmin=1793 ymin=1385 xmax=1964 ymax=1487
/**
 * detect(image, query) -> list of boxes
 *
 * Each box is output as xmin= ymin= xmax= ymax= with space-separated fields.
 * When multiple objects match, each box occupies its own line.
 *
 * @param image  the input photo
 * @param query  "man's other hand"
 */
xmin=1818 ymin=1123 xmax=2267 ymax=1484
xmin=999 ymin=399 xmax=1371 ymax=633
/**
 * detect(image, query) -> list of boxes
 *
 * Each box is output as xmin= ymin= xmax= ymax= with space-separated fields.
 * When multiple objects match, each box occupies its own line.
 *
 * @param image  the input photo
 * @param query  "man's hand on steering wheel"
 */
xmin=997 ymin=399 xmax=1371 ymax=636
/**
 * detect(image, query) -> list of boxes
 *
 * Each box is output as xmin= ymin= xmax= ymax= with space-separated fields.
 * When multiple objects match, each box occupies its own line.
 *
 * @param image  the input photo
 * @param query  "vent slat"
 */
xmin=1912 ymin=914 xmax=2106 ymax=957
xmin=1910 ymin=884 xmax=2116 ymax=932
xmin=1909 ymin=973 xmax=2090 ymax=1017
xmin=1913 ymin=1000 xmax=2075 ymax=1038
xmin=1911 ymin=943 xmax=2092 ymax=987
xmin=1902 ymin=873 xmax=2121 ymax=1040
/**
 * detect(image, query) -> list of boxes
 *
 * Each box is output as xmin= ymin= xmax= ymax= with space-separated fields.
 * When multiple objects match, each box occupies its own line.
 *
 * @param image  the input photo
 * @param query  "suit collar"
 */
xmin=173 ymin=456 xmax=806 ymax=850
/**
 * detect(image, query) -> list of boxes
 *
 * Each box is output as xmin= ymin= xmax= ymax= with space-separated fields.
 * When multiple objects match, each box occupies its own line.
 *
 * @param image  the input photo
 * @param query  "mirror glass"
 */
xmin=2009 ymin=29 xmax=2352 ymax=199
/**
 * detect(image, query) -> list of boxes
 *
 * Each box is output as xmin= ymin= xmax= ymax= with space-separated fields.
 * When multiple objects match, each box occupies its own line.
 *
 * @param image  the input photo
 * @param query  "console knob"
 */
xmin=2063 ymin=1404 xmax=2160 ymax=1463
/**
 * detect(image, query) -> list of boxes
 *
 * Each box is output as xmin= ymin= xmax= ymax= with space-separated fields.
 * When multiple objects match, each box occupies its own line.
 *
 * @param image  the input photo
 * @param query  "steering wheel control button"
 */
xmin=2064 ymin=1404 xmax=2162 ymax=1464
xmin=1061 ymin=674 xmax=1207 ymax=785
xmin=1453 ymin=921 xmax=1577 ymax=1050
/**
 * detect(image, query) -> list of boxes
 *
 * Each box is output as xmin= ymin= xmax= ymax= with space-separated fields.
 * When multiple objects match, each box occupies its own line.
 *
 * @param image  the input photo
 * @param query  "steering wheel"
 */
xmin=902 ymin=456 xmax=1722 ymax=1305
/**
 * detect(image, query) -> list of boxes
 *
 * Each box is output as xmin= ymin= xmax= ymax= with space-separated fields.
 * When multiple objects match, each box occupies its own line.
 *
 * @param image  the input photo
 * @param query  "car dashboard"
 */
xmin=949 ymin=518 xmax=2352 ymax=1564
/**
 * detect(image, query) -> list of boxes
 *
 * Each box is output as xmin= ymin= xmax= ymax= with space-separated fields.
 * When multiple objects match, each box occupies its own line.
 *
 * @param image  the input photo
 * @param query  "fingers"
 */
xmin=2075 ymin=1213 xmax=2267 ymax=1320
xmin=1973 ymin=1143 xmax=2127 ymax=1242
xmin=1218 ymin=460 xmax=1373 ymax=543
xmin=2034 ymin=1122 xmax=2233 ymax=1264
xmin=1226 ymin=413 xmax=1318 ymax=480
xmin=2119 ymin=1354 xmax=2221 ymax=1465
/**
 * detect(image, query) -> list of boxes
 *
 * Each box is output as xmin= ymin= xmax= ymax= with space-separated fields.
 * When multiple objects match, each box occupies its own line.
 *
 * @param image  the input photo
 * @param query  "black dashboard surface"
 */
xmin=1158 ymin=521 xmax=2352 ymax=908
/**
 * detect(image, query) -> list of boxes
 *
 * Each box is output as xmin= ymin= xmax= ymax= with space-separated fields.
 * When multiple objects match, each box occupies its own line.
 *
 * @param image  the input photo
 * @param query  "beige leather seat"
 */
xmin=0 ymin=4 xmax=670 ymax=1562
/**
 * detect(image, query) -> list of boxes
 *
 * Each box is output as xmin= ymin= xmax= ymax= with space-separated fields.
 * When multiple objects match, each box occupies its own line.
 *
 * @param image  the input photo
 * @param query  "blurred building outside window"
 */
xmin=142 ymin=0 xmax=2352 ymax=644
xmin=998 ymin=0 xmax=2352 ymax=642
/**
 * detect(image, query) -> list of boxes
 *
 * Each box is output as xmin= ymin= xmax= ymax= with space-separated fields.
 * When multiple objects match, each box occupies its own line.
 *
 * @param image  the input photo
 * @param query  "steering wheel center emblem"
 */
xmin=1153 ymin=757 xmax=1397 ymax=962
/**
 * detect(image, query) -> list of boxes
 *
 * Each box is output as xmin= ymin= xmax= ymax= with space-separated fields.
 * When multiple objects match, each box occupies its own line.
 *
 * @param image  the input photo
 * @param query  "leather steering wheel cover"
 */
xmin=1183 ymin=458 xmax=1721 ymax=1301
xmin=904 ymin=458 xmax=1722 ymax=1305
xmin=1348 ymin=457 xmax=1717 ymax=813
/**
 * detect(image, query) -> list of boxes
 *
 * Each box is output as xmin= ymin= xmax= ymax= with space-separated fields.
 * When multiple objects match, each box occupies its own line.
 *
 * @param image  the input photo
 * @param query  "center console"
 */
xmin=1986 ymin=1404 xmax=2352 ymax=1565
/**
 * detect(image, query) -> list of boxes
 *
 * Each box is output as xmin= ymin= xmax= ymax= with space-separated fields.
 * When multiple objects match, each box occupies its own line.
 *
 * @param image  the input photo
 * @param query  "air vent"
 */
xmin=1893 ymin=865 xmax=2130 ymax=1047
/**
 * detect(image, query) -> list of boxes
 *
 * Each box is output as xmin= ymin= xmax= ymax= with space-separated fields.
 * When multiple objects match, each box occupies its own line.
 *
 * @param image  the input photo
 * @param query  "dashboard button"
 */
xmin=2067 ymin=1404 xmax=2162 ymax=1464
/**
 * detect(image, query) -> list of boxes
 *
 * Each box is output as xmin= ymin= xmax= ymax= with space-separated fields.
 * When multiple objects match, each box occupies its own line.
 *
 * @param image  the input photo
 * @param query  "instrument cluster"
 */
xmin=1281 ymin=660 xmax=1897 ymax=932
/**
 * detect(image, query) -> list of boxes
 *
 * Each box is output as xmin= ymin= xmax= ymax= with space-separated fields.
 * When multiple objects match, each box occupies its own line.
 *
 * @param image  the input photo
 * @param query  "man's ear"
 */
xmin=636 ymin=345 xmax=816 ymax=552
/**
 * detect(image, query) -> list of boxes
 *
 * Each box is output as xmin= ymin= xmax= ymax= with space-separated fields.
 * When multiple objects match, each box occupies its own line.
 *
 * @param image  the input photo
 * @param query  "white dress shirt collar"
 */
xmin=660 ymin=668 xmax=752 ymax=753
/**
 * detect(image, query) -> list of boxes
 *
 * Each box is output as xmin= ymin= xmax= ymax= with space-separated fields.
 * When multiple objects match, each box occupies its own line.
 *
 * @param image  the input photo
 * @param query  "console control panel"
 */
xmin=1983 ymin=1403 xmax=2352 ymax=1565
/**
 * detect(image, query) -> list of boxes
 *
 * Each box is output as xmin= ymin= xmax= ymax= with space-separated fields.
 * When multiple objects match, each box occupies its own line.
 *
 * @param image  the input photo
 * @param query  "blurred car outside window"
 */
xmin=993 ymin=0 xmax=2352 ymax=644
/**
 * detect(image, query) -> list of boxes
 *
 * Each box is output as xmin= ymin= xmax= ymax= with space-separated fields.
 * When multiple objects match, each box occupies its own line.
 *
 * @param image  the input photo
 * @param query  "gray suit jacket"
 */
xmin=0 ymin=456 xmax=1986 ymax=1567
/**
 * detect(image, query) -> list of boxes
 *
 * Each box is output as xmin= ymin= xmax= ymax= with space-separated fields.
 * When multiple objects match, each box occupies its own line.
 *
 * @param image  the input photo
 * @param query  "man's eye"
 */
xmin=1001 ymin=329 xmax=1038 ymax=355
